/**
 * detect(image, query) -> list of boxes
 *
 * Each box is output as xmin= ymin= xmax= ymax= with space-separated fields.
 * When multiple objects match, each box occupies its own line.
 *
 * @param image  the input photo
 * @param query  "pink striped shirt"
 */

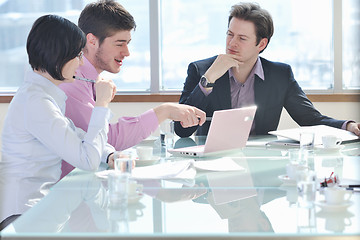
xmin=58 ymin=57 xmax=159 ymax=178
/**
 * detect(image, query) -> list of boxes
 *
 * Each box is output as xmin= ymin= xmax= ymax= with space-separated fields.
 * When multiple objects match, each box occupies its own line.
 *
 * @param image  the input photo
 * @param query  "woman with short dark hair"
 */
xmin=0 ymin=15 xmax=116 ymax=230
xmin=27 ymin=14 xmax=87 ymax=80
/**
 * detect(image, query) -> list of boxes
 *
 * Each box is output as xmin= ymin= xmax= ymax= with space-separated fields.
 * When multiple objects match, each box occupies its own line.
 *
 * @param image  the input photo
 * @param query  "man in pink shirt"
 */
xmin=59 ymin=0 xmax=205 ymax=177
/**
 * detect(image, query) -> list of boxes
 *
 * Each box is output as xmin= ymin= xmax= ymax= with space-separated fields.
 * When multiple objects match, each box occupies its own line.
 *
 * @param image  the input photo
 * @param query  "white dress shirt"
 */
xmin=0 ymin=70 xmax=115 ymax=222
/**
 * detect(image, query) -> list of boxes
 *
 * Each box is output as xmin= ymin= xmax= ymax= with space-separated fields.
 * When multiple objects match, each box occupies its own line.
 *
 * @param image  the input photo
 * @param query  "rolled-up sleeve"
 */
xmin=108 ymin=109 xmax=159 ymax=150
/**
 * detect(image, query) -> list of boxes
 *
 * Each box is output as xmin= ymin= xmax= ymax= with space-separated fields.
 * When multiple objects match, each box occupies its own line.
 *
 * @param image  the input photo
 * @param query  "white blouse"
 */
xmin=0 ymin=70 xmax=115 ymax=222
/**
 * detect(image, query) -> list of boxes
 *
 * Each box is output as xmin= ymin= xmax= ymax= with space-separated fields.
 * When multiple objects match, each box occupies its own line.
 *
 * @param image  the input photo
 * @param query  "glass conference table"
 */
xmin=2 ymin=135 xmax=360 ymax=240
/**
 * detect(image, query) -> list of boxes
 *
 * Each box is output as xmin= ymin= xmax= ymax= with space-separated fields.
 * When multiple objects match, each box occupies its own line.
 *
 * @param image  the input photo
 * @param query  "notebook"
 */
xmin=268 ymin=125 xmax=359 ymax=146
xmin=168 ymin=106 xmax=257 ymax=157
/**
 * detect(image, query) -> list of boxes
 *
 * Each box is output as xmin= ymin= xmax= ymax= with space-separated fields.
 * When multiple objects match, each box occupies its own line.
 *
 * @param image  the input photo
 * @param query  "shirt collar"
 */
xmin=24 ymin=70 xmax=67 ymax=111
xmin=229 ymin=57 xmax=264 ymax=82
xmin=76 ymin=55 xmax=99 ymax=81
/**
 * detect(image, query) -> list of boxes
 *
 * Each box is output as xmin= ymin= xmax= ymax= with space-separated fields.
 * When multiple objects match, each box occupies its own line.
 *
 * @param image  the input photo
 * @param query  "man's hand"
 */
xmin=94 ymin=77 xmax=116 ymax=108
xmin=154 ymin=103 xmax=206 ymax=128
xmin=346 ymin=122 xmax=360 ymax=136
xmin=204 ymin=54 xmax=243 ymax=83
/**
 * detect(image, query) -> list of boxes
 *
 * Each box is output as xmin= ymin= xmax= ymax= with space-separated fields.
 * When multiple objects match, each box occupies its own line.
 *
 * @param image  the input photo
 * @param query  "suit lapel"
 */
xmin=212 ymin=72 xmax=232 ymax=110
xmin=254 ymin=61 xmax=269 ymax=134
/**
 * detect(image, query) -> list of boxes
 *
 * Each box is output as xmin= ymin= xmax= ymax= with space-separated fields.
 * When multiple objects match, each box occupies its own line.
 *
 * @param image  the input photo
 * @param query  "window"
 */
xmin=0 ymin=0 xmax=358 ymax=95
xmin=100 ymin=0 xmax=151 ymax=91
xmin=161 ymin=0 xmax=333 ymax=90
xmin=0 ymin=0 xmax=150 ymax=93
xmin=343 ymin=0 xmax=360 ymax=89
xmin=0 ymin=0 xmax=84 ymax=93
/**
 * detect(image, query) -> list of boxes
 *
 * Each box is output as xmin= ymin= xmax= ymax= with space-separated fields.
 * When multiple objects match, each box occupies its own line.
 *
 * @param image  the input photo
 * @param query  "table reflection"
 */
xmin=2 ymin=136 xmax=359 ymax=239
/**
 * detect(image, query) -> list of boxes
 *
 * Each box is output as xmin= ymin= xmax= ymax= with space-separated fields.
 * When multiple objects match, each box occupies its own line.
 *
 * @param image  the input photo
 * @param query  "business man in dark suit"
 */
xmin=175 ymin=2 xmax=360 ymax=138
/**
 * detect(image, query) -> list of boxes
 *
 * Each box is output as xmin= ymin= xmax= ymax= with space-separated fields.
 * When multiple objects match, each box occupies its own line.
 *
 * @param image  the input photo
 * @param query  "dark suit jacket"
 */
xmin=175 ymin=56 xmax=345 ymax=137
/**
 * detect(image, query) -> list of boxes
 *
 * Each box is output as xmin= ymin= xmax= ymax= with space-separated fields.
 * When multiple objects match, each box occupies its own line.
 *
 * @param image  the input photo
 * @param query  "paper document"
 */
xmin=269 ymin=125 xmax=359 ymax=145
xmin=132 ymin=158 xmax=245 ymax=179
xmin=132 ymin=160 xmax=196 ymax=179
xmin=96 ymin=158 xmax=245 ymax=180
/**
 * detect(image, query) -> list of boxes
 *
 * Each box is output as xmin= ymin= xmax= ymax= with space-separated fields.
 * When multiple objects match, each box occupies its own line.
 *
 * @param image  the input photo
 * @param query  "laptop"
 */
xmin=168 ymin=106 xmax=257 ymax=157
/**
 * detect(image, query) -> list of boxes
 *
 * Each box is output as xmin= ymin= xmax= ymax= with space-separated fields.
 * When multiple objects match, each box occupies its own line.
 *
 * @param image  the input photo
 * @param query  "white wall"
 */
xmin=107 ymin=101 xmax=360 ymax=129
xmin=1 ymin=101 xmax=359 ymax=148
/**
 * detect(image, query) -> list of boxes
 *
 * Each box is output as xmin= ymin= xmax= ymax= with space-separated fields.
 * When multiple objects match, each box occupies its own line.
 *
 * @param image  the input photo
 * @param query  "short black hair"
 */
xmin=79 ymin=0 xmax=136 ymax=45
xmin=27 ymin=15 xmax=86 ymax=80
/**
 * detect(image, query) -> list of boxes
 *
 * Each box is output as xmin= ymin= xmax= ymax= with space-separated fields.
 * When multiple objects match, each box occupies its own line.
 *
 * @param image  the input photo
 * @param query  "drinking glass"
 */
xmin=297 ymin=170 xmax=317 ymax=208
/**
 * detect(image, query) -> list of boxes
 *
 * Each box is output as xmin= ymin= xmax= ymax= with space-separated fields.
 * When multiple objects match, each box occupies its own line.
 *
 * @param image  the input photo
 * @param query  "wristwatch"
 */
xmin=200 ymin=75 xmax=215 ymax=88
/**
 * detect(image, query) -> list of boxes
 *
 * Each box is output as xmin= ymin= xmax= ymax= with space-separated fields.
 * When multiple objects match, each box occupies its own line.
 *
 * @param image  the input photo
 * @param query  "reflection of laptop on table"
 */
xmin=168 ymin=106 xmax=257 ymax=157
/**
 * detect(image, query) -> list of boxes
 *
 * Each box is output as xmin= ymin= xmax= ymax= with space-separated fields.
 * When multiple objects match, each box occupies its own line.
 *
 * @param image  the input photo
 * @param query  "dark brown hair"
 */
xmin=229 ymin=2 xmax=274 ymax=53
xmin=79 ymin=0 xmax=136 ymax=45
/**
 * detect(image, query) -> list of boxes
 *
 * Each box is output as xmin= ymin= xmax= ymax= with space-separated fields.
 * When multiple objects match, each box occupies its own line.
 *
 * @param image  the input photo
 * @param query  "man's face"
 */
xmin=93 ymin=30 xmax=132 ymax=74
xmin=226 ymin=17 xmax=263 ymax=64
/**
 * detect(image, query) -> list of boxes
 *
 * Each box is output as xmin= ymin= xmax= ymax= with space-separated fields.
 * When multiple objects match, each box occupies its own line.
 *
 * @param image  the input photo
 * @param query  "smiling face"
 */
xmin=226 ymin=17 xmax=267 ymax=65
xmin=91 ymin=30 xmax=131 ymax=74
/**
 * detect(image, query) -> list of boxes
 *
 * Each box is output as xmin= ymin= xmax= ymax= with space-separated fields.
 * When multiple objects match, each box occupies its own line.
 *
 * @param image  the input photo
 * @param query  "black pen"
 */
xmin=339 ymin=184 xmax=360 ymax=190
xmin=73 ymin=76 xmax=96 ymax=83
xmin=340 ymin=184 xmax=360 ymax=188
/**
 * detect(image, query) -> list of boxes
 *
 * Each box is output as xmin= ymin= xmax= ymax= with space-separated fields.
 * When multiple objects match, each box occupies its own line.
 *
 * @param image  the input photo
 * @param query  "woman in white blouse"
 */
xmin=0 ymin=15 xmax=116 ymax=230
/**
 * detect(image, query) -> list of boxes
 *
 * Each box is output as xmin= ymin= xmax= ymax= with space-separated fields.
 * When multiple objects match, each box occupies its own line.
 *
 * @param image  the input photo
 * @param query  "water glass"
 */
xmin=297 ymin=170 xmax=317 ymax=208
xmin=288 ymin=148 xmax=311 ymax=168
xmin=114 ymin=150 xmax=133 ymax=176
xmin=300 ymin=131 xmax=315 ymax=151
xmin=108 ymin=171 xmax=128 ymax=207
xmin=297 ymin=206 xmax=316 ymax=233
xmin=160 ymin=120 xmax=175 ymax=148
xmin=107 ymin=182 xmax=129 ymax=233
xmin=108 ymin=206 xmax=129 ymax=233
xmin=288 ymin=149 xmax=301 ymax=163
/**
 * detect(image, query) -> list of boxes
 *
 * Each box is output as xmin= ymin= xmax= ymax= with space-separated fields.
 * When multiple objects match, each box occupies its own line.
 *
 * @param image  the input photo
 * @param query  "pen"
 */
xmin=73 ymin=76 xmax=96 ymax=83
xmin=339 ymin=184 xmax=360 ymax=188
xmin=206 ymin=117 xmax=212 ymax=121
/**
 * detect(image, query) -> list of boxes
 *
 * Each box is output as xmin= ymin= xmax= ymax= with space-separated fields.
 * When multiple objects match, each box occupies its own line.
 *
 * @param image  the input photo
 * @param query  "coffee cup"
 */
xmin=128 ymin=180 xmax=143 ymax=196
xmin=136 ymin=146 xmax=153 ymax=160
xmin=322 ymin=135 xmax=342 ymax=148
xmin=324 ymin=187 xmax=352 ymax=205
xmin=325 ymin=215 xmax=352 ymax=232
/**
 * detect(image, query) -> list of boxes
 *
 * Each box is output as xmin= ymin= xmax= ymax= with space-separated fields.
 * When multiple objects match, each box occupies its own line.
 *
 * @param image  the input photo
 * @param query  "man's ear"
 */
xmin=86 ymin=33 xmax=99 ymax=48
xmin=258 ymin=38 xmax=268 ymax=52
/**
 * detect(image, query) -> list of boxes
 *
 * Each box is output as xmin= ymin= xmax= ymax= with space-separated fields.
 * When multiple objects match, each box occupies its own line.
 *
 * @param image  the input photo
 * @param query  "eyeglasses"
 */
xmin=77 ymin=51 xmax=84 ymax=60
